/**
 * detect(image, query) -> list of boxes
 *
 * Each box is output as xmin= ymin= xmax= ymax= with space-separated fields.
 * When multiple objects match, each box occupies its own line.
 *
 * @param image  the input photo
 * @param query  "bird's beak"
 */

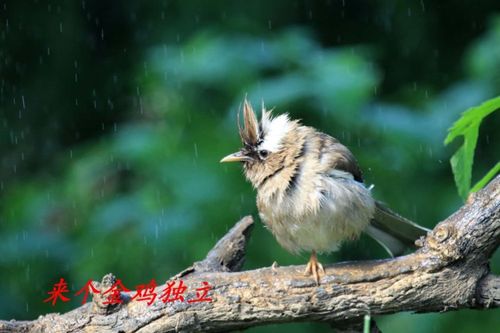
xmin=220 ymin=151 xmax=253 ymax=163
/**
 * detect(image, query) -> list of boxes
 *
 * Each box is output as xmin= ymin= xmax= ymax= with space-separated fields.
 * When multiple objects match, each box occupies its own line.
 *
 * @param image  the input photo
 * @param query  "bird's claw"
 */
xmin=304 ymin=251 xmax=325 ymax=285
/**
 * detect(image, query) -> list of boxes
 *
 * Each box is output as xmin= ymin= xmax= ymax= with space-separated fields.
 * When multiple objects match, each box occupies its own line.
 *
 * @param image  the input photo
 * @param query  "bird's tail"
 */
xmin=365 ymin=201 xmax=430 ymax=257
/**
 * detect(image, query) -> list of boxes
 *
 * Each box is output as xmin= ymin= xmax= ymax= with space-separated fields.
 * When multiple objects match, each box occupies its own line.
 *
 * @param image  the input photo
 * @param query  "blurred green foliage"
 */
xmin=1 ymin=1 xmax=499 ymax=332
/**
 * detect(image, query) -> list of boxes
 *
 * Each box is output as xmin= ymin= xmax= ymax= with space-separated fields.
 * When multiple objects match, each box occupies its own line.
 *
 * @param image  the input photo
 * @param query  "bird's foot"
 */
xmin=304 ymin=251 xmax=325 ymax=285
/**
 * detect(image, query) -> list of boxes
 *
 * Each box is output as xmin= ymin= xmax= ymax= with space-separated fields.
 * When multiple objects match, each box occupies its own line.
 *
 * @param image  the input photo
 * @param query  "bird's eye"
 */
xmin=258 ymin=150 xmax=269 ymax=159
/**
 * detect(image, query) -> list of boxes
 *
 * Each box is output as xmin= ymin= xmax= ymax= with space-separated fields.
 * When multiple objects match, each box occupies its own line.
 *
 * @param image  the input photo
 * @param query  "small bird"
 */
xmin=221 ymin=98 xmax=429 ymax=284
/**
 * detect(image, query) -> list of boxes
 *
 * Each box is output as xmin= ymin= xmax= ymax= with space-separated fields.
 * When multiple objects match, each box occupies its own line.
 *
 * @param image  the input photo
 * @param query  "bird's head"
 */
xmin=221 ymin=98 xmax=303 ymax=189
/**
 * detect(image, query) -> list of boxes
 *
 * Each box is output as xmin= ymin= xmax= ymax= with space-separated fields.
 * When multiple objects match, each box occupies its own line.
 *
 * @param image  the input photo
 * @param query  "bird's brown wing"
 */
xmin=315 ymin=132 xmax=364 ymax=182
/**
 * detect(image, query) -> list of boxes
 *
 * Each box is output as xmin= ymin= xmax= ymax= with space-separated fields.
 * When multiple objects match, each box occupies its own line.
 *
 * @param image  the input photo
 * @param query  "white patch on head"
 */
xmin=259 ymin=109 xmax=292 ymax=152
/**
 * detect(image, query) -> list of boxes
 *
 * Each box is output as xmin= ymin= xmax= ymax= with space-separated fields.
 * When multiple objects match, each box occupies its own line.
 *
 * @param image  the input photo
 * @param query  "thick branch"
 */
xmin=1 ymin=176 xmax=499 ymax=333
xmin=174 ymin=215 xmax=254 ymax=279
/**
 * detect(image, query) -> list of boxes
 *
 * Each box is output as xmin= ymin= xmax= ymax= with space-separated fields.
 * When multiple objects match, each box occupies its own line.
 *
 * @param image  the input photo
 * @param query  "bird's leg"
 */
xmin=304 ymin=250 xmax=325 ymax=285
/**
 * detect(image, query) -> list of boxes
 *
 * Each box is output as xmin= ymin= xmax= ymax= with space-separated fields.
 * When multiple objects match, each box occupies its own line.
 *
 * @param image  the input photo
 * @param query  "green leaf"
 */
xmin=448 ymin=122 xmax=480 ymax=199
xmin=470 ymin=162 xmax=500 ymax=193
xmin=445 ymin=96 xmax=500 ymax=200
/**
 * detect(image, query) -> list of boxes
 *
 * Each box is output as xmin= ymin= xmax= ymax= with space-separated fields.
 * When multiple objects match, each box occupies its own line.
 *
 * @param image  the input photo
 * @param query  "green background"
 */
xmin=1 ymin=1 xmax=499 ymax=331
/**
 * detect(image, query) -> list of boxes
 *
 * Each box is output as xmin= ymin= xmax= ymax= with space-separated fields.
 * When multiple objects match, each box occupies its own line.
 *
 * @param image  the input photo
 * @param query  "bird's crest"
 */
xmin=238 ymin=98 xmax=260 ymax=146
xmin=238 ymin=97 xmax=294 ymax=152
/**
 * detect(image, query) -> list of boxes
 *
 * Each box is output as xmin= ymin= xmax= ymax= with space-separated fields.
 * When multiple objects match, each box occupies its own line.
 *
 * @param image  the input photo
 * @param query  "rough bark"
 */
xmin=1 ymin=176 xmax=499 ymax=333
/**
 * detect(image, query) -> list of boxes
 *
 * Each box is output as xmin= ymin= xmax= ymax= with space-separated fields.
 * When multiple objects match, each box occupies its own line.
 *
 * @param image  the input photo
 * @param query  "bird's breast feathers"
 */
xmin=257 ymin=170 xmax=375 ymax=254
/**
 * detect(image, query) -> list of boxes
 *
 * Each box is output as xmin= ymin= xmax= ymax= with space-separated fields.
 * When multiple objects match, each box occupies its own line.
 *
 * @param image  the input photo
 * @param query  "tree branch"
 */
xmin=1 ymin=176 xmax=499 ymax=333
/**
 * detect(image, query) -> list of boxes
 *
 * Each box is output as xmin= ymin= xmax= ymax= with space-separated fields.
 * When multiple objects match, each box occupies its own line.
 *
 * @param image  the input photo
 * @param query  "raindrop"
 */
xmin=75 ymin=73 xmax=78 ymax=83
xmin=155 ymin=223 xmax=159 ymax=240
xmin=69 ymin=149 xmax=73 ymax=159
xmin=59 ymin=22 xmax=63 ymax=33
xmin=90 ymin=247 xmax=94 ymax=257
xmin=21 ymin=95 xmax=26 ymax=109
xmin=194 ymin=143 xmax=198 ymax=158
xmin=268 ymin=20 xmax=272 ymax=30
xmin=26 ymin=264 xmax=30 ymax=281
xmin=420 ymin=0 xmax=426 ymax=12
xmin=101 ymin=28 xmax=104 ymax=40
xmin=47 ymin=47 xmax=50 ymax=56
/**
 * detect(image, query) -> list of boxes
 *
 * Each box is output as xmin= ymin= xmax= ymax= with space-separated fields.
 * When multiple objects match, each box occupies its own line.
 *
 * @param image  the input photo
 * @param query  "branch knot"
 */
xmin=92 ymin=273 xmax=129 ymax=315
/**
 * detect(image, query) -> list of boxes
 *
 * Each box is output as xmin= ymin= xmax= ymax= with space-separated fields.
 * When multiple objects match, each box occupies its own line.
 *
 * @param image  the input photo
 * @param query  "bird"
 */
xmin=220 ymin=98 xmax=429 ymax=284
